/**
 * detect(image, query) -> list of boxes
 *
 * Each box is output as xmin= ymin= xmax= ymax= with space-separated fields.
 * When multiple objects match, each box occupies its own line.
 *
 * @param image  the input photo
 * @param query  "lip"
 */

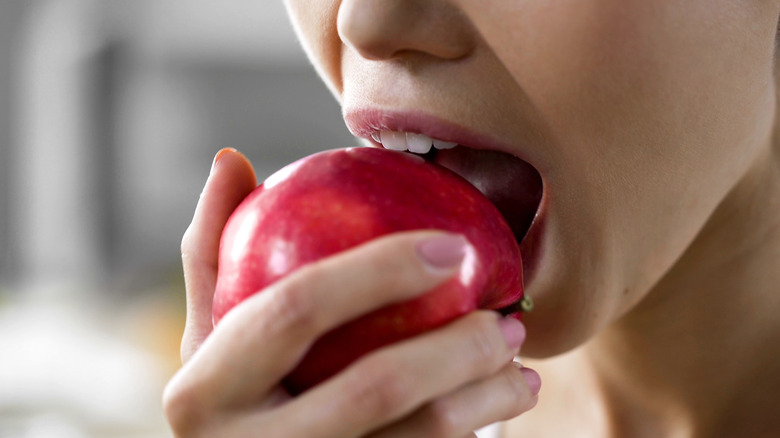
xmin=344 ymin=107 xmax=547 ymax=289
xmin=345 ymin=108 xmax=536 ymax=164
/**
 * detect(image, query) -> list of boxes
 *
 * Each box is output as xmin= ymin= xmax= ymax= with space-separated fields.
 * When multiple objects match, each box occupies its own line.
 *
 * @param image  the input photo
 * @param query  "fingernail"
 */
xmin=497 ymin=316 xmax=526 ymax=350
xmin=519 ymin=367 xmax=542 ymax=395
xmin=415 ymin=234 xmax=468 ymax=271
xmin=211 ymin=148 xmax=236 ymax=174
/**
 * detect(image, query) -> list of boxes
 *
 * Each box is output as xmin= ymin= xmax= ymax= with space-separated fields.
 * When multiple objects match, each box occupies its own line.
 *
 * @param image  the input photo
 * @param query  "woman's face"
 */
xmin=283 ymin=0 xmax=778 ymax=356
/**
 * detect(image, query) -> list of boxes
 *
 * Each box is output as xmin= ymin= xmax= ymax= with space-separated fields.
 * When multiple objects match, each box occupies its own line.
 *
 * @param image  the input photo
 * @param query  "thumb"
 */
xmin=179 ymin=148 xmax=257 ymax=363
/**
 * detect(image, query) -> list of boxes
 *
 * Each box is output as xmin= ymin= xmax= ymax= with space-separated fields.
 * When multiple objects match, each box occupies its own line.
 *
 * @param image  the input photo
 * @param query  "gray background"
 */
xmin=0 ymin=1 xmax=354 ymax=436
xmin=1 ymin=0 xmax=354 ymax=289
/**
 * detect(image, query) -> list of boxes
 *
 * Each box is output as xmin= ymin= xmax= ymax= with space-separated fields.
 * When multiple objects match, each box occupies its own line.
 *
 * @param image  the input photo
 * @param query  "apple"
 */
xmin=212 ymin=147 xmax=529 ymax=395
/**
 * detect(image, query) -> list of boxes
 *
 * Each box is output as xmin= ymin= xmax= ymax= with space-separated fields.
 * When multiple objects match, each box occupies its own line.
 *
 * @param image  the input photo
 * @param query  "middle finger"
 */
xmin=266 ymin=311 xmax=525 ymax=438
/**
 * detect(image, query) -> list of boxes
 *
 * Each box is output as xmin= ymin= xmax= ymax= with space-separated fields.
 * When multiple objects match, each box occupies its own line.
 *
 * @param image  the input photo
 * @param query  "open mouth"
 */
xmin=367 ymin=130 xmax=544 ymax=249
xmin=345 ymin=109 xmax=546 ymax=289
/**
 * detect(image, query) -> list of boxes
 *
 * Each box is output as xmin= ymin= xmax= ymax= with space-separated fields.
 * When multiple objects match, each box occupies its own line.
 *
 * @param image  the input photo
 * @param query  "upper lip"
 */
xmin=344 ymin=108 xmax=533 ymax=162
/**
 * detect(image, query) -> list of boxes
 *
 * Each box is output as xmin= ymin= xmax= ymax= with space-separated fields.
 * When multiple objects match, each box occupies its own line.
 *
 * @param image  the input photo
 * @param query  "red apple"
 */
xmin=212 ymin=147 xmax=528 ymax=395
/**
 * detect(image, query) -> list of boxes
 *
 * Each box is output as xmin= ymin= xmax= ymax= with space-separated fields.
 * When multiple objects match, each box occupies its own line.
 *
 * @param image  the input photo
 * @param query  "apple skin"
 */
xmin=212 ymin=147 xmax=524 ymax=395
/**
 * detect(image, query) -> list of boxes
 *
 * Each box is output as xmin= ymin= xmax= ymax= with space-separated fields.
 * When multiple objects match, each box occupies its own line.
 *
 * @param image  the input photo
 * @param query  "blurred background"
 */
xmin=0 ymin=1 xmax=354 ymax=436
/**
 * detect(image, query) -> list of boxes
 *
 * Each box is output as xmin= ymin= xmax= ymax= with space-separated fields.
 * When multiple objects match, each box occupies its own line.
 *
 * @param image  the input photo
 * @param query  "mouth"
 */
xmin=345 ymin=109 xmax=545 ymax=278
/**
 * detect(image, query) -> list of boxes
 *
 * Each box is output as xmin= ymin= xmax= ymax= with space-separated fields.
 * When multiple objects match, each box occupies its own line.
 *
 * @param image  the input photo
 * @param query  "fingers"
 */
xmin=169 ymin=231 xmax=470 ymax=411
xmin=180 ymin=148 xmax=257 ymax=363
xmin=265 ymin=311 xmax=526 ymax=438
xmin=367 ymin=363 xmax=541 ymax=438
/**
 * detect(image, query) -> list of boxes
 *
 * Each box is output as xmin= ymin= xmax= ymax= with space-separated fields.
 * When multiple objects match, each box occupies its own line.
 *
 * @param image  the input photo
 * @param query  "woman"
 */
xmin=164 ymin=1 xmax=780 ymax=436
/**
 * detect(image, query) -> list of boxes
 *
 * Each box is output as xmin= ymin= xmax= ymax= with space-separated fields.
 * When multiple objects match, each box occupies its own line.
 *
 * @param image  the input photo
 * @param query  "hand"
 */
xmin=163 ymin=148 xmax=541 ymax=438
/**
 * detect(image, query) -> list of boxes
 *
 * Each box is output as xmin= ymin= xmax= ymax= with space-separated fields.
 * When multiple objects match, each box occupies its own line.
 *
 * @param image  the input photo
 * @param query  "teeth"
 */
xmin=375 ymin=130 xmax=458 ymax=153
xmin=432 ymin=139 xmax=457 ymax=150
xmin=406 ymin=133 xmax=433 ymax=154
xmin=379 ymin=131 xmax=407 ymax=151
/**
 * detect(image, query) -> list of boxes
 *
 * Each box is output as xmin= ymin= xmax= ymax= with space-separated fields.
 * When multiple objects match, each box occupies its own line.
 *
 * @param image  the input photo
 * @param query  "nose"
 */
xmin=337 ymin=0 xmax=475 ymax=61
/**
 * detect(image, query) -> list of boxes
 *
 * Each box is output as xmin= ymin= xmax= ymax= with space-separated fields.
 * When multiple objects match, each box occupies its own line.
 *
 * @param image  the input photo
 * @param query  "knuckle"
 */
xmin=162 ymin=374 xmax=207 ymax=436
xmin=499 ymin=366 xmax=533 ymax=416
xmin=265 ymin=270 xmax=320 ymax=336
xmin=343 ymin=358 xmax=409 ymax=420
xmin=425 ymin=398 xmax=459 ymax=438
xmin=465 ymin=313 xmax=504 ymax=369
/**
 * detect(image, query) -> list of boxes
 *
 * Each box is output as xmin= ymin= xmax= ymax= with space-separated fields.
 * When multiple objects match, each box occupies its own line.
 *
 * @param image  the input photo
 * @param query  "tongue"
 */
xmin=433 ymin=147 xmax=543 ymax=242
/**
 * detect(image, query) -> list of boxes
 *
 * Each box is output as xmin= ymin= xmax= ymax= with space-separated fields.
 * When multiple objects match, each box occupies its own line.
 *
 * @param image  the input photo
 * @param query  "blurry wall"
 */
xmin=0 ymin=1 xmax=30 ymax=285
xmin=0 ymin=1 xmax=355 ymax=437
xmin=4 ymin=0 xmax=355 ymax=291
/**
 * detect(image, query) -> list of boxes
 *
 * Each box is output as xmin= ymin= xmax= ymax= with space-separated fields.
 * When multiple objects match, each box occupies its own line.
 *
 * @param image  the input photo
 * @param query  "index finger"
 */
xmin=180 ymin=148 xmax=257 ymax=363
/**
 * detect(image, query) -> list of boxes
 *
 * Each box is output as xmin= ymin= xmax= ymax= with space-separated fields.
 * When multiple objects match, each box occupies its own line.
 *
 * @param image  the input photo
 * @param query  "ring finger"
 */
xmin=367 ymin=362 xmax=541 ymax=438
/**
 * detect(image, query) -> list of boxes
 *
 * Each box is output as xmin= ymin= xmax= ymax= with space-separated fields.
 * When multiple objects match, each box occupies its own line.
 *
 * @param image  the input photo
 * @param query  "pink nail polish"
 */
xmin=497 ymin=317 xmax=526 ymax=350
xmin=520 ymin=367 xmax=542 ymax=395
xmin=415 ymin=234 xmax=468 ymax=270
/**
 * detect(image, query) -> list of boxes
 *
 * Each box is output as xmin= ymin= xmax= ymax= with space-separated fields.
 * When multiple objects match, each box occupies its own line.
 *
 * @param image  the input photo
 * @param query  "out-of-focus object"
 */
xmin=0 ymin=291 xmax=171 ymax=438
xmin=2 ymin=0 xmax=353 ymax=437
xmin=10 ymin=0 xmax=352 ymax=291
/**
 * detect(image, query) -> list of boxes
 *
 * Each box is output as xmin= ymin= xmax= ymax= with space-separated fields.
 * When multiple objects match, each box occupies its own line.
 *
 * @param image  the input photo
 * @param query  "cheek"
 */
xmin=283 ymin=0 xmax=344 ymax=96
xmin=466 ymin=0 xmax=776 ymax=349
xmin=282 ymin=0 xmax=777 ymax=355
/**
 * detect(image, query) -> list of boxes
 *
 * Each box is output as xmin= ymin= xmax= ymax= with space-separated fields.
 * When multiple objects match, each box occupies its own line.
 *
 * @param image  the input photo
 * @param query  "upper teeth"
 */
xmin=371 ymin=131 xmax=458 ymax=154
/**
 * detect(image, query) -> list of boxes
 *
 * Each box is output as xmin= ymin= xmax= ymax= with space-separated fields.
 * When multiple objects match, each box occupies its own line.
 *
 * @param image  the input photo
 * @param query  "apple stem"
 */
xmin=497 ymin=295 xmax=534 ymax=316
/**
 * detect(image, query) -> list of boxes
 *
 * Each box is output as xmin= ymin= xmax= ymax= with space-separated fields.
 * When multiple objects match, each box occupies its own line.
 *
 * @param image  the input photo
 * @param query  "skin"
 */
xmin=164 ymin=1 xmax=780 ymax=437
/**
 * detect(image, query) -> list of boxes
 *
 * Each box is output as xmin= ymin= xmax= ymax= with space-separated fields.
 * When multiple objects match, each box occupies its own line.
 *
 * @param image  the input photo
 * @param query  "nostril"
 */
xmin=337 ymin=0 xmax=475 ymax=61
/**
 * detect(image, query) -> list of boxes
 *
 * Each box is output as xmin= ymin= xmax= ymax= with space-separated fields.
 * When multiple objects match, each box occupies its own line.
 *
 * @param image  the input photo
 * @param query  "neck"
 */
xmin=586 ymin=138 xmax=780 ymax=437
